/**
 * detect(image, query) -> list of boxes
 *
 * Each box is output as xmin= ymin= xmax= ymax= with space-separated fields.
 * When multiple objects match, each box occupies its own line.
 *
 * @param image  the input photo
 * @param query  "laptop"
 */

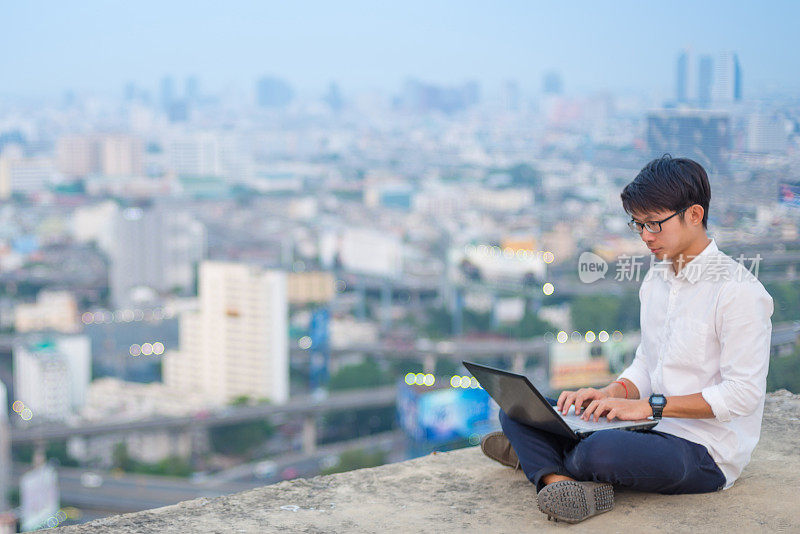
xmin=463 ymin=361 xmax=657 ymax=441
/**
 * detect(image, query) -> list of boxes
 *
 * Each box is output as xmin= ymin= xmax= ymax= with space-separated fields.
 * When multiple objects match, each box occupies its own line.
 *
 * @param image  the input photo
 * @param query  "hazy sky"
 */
xmin=2 ymin=1 xmax=799 ymax=98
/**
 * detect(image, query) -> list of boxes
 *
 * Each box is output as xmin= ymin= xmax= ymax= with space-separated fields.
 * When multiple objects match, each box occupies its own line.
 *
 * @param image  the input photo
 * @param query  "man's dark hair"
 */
xmin=621 ymin=155 xmax=711 ymax=229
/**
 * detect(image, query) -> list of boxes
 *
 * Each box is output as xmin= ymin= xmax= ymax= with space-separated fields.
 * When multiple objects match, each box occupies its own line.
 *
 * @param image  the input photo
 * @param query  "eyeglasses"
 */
xmin=628 ymin=208 xmax=688 ymax=234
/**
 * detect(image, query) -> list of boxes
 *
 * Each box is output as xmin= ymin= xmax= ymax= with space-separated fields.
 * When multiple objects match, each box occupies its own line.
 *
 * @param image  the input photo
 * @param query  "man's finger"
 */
xmin=561 ymin=392 xmax=576 ymax=414
xmin=594 ymin=401 xmax=610 ymax=422
xmin=582 ymin=400 xmax=598 ymax=420
xmin=607 ymin=408 xmax=617 ymax=421
xmin=557 ymin=391 xmax=570 ymax=410
xmin=574 ymin=390 xmax=591 ymax=414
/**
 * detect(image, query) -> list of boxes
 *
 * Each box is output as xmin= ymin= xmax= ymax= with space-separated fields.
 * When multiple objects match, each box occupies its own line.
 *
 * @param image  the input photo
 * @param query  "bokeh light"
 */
xmin=556 ymin=331 xmax=568 ymax=343
xmin=12 ymin=400 xmax=24 ymax=413
xmin=598 ymin=330 xmax=610 ymax=343
xmin=585 ymin=331 xmax=596 ymax=343
xmin=612 ymin=330 xmax=624 ymax=342
xmin=543 ymin=251 xmax=555 ymax=264
xmin=298 ymin=336 xmax=312 ymax=350
xmin=542 ymin=282 xmax=554 ymax=295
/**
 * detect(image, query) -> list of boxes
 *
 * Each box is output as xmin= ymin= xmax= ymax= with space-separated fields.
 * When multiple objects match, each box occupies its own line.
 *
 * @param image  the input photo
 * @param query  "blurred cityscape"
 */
xmin=1 ymin=16 xmax=800 ymax=531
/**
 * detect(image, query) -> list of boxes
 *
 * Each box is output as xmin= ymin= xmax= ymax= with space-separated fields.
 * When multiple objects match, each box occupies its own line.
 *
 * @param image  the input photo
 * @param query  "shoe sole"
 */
xmin=537 ymin=481 xmax=614 ymax=523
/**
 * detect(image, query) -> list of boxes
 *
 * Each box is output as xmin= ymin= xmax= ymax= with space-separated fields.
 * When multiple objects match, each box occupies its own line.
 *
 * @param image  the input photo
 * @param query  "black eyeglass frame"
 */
xmin=628 ymin=207 xmax=689 ymax=234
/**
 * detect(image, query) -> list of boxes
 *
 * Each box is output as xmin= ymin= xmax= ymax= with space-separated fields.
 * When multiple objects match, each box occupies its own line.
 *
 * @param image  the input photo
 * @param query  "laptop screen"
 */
xmin=463 ymin=361 xmax=579 ymax=441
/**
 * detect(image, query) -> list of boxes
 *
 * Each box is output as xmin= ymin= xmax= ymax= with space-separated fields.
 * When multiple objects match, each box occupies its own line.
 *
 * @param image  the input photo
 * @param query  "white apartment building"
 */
xmin=14 ymin=290 xmax=80 ymax=334
xmin=56 ymin=133 xmax=144 ymax=178
xmin=0 ymin=145 xmax=57 ymax=199
xmin=13 ymin=336 xmax=91 ymax=420
xmin=109 ymin=204 xmax=206 ymax=307
xmin=163 ymin=261 xmax=289 ymax=405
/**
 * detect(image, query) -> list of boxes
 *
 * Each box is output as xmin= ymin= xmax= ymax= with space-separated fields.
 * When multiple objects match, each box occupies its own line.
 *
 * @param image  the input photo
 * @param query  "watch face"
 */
xmin=651 ymin=395 xmax=666 ymax=406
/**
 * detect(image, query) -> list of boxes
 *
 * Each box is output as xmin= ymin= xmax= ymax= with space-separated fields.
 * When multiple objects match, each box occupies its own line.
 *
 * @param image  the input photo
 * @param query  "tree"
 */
xmin=767 ymin=346 xmax=800 ymax=394
xmin=764 ymin=282 xmax=800 ymax=323
xmin=209 ymin=417 xmax=275 ymax=457
xmin=571 ymin=295 xmax=621 ymax=333
xmin=328 ymin=357 xmax=392 ymax=391
xmin=320 ymin=448 xmax=386 ymax=476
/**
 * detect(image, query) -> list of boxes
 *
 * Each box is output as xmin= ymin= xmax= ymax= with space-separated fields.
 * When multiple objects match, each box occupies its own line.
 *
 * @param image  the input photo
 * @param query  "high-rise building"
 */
xmin=697 ymin=55 xmax=714 ymax=108
xmin=747 ymin=112 xmax=787 ymax=153
xmin=160 ymin=76 xmax=175 ymax=113
xmin=503 ymin=80 xmax=521 ymax=112
xmin=14 ymin=290 xmax=80 ymax=334
xmin=163 ymin=261 xmax=289 ymax=405
xmin=256 ymin=77 xmax=294 ymax=108
xmin=56 ymin=134 xmax=101 ymax=178
xmin=185 ymin=76 xmax=200 ymax=104
xmin=109 ymin=204 xmax=206 ymax=307
xmin=0 ymin=145 xmax=57 ymax=199
xmin=168 ymin=133 xmax=224 ymax=177
xmin=713 ymin=51 xmax=741 ymax=104
xmin=543 ymin=71 xmax=563 ymax=95
xmin=100 ymin=134 xmax=144 ymax=177
xmin=13 ymin=336 xmax=91 ymax=420
xmin=57 ymin=134 xmax=144 ymax=178
xmin=647 ymin=109 xmax=731 ymax=176
xmin=676 ymin=49 xmax=691 ymax=103
xmin=324 ymin=82 xmax=344 ymax=112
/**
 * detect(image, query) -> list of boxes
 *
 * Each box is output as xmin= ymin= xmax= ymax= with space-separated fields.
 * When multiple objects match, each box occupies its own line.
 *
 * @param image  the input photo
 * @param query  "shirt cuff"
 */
xmin=617 ymin=368 xmax=651 ymax=399
xmin=701 ymin=385 xmax=732 ymax=423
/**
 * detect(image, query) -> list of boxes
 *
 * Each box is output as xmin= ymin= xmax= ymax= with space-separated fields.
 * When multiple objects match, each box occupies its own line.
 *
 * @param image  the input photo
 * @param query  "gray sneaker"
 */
xmin=480 ymin=431 xmax=519 ymax=469
xmin=537 ymin=480 xmax=614 ymax=523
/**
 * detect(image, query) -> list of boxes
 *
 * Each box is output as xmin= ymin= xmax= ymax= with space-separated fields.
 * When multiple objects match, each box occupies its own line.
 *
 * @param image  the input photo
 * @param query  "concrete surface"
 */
xmin=58 ymin=390 xmax=800 ymax=533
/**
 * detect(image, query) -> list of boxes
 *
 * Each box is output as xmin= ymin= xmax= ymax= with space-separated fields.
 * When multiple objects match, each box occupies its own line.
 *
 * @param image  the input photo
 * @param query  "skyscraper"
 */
xmin=109 ymin=204 xmax=206 ymax=307
xmin=163 ymin=261 xmax=289 ymax=405
xmin=543 ymin=71 xmax=563 ymax=95
xmin=713 ymin=51 xmax=741 ymax=104
xmin=676 ymin=49 xmax=691 ymax=103
xmin=185 ymin=76 xmax=200 ymax=104
xmin=100 ymin=134 xmax=144 ymax=177
xmin=647 ymin=109 xmax=731 ymax=176
xmin=160 ymin=76 xmax=175 ymax=113
xmin=256 ymin=77 xmax=294 ymax=108
xmin=697 ymin=55 xmax=714 ymax=108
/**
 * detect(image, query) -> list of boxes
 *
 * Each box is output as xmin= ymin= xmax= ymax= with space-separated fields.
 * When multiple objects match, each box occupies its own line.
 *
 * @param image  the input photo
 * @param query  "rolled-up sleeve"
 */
xmin=701 ymin=280 xmax=773 ymax=422
xmin=618 ymin=343 xmax=653 ymax=399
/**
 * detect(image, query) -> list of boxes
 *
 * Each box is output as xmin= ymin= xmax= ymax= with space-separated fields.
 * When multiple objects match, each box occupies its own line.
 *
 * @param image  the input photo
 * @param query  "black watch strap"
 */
xmin=649 ymin=394 xmax=667 ymax=420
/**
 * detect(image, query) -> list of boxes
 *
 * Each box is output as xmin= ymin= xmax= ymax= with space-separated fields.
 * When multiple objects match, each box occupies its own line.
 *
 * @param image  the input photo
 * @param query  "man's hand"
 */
xmin=580 ymin=398 xmax=653 ymax=422
xmin=557 ymin=388 xmax=609 ymax=416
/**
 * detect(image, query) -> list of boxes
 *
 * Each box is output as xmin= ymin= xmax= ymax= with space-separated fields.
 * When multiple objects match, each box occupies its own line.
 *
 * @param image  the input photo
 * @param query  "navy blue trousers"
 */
xmin=499 ymin=408 xmax=726 ymax=494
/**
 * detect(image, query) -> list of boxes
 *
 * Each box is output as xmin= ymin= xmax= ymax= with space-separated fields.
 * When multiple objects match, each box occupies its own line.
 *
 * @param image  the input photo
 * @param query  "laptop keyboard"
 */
xmin=558 ymin=407 xmax=648 ymax=431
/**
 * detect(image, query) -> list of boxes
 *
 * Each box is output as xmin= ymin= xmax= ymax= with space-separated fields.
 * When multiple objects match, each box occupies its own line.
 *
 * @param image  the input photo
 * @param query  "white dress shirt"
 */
xmin=618 ymin=239 xmax=773 ymax=488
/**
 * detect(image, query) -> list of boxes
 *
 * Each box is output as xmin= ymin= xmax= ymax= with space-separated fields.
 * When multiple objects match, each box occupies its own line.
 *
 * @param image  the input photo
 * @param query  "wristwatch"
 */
xmin=649 ymin=394 xmax=667 ymax=420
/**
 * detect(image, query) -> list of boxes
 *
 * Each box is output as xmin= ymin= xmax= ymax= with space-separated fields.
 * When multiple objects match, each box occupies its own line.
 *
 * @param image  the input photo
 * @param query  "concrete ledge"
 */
xmin=59 ymin=391 xmax=800 ymax=533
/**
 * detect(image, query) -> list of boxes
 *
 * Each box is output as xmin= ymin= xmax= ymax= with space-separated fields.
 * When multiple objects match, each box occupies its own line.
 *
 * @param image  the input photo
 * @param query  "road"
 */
xmin=11 ymin=430 xmax=407 ymax=514
xmin=11 ymin=386 xmax=397 ymax=443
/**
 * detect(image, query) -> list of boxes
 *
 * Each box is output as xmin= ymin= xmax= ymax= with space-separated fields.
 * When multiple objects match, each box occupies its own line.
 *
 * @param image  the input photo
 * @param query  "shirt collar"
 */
xmin=657 ymin=239 xmax=718 ymax=284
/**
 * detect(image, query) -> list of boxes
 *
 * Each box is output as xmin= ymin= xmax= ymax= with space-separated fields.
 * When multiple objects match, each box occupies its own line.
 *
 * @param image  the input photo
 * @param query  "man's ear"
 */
xmin=687 ymin=204 xmax=704 ymax=226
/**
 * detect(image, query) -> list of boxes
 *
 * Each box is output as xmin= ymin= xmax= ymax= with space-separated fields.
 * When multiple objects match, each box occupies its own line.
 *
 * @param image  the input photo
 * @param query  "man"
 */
xmin=481 ymin=156 xmax=774 ymax=523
